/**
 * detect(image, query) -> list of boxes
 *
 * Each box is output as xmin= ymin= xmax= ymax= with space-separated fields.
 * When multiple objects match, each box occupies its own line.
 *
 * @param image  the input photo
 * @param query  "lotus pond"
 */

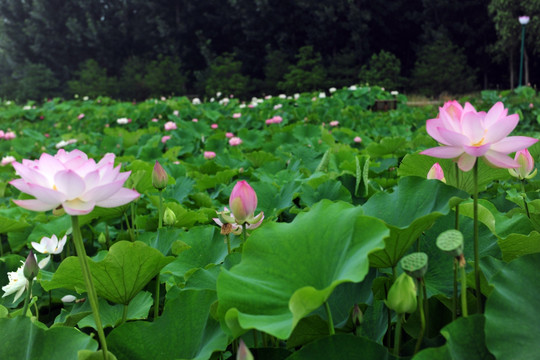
xmin=1 ymin=86 xmax=540 ymax=360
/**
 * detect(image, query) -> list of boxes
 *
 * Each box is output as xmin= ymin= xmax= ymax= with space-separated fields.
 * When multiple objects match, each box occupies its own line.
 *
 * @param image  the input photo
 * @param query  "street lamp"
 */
xmin=518 ymin=15 xmax=530 ymax=87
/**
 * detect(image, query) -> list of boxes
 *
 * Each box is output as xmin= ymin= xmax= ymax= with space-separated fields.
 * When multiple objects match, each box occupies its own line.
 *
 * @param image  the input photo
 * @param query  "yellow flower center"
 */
xmin=472 ymin=137 xmax=485 ymax=147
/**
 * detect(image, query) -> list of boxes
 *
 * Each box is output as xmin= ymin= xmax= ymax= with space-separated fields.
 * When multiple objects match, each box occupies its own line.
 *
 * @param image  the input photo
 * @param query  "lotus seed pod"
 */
xmin=400 ymin=252 xmax=428 ymax=279
xmin=436 ymin=229 xmax=464 ymax=257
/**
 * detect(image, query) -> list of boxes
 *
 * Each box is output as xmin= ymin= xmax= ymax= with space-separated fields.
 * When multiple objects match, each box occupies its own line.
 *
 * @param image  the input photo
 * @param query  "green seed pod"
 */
xmin=436 ymin=229 xmax=464 ymax=257
xmin=400 ymin=252 xmax=428 ymax=279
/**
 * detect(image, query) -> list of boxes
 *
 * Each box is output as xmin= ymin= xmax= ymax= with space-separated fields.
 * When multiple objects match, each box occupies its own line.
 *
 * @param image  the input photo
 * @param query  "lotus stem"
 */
xmin=455 ymin=163 xmax=460 ymax=230
xmin=21 ymin=277 xmax=33 ymax=317
xmin=154 ymin=190 xmax=164 ymax=320
xmin=121 ymin=304 xmax=128 ymax=325
xmin=393 ymin=314 xmax=403 ymax=357
xmin=324 ymin=301 xmax=335 ymax=335
xmin=453 ymin=258 xmax=458 ymax=321
xmin=71 ymin=215 xmax=109 ymax=360
xmin=242 ymin=223 xmax=247 ymax=244
xmin=158 ymin=190 xmax=164 ymax=229
xmin=472 ymin=161 xmax=482 ymax=313
xmin=521 ymin=181 xmax=531 ymax=218
xmin=226 ymin=234 xmax=231 ymax=254
xmin=414 ymin=278 xmax=426 ymax=354
xmin=459 ymin=255 xmax=468 ymax=318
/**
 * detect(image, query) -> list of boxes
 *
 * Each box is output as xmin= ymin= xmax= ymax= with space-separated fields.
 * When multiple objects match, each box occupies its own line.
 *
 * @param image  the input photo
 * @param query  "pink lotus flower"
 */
xmin=354 ymin=136 xmax=362 ymax=143
xmin=211 ymin=124 xmax=218 ymax=129
xmin=427 ymin=163 xmax=446 ymax=183
xmin=330 ymin=121 xmax=339 ymax=127
xmin=229 ymin=137 xmax=242 ymax=146
xmin=192 ymin=118 xmax=198 ymax=122
xmin=1 ymin=156 xmax=16 ymax=166
xmin=78 ymin=113 xmax=85 ymax=120
xmin=233 ymin=113 xmax=242 ymax=119
xmin=204 ymin=151 xmax=216 ymax=159
xmin=173 ymin=110 xmax=179 ymax=116
xmin=161 ymin=135 xmax=171 ymax=143
xmin=228 ymin=181 xmax=263 ymax=225
xmin=151 ymin=118 xmax=159 ymax=122
xmin=421 ymin=101 xmax=538 ymax=171
xmin=225 ymin=132 xmax=234 ymax=139
xmin=164 ymin=121 xmax=177 ymax=131
xmin=4 ymin=131 xmax=16 ymax=139
xmin=10 ymin=149 xmax=140 ymax=215
xmin=509 ymin=149 xmax=537 ymax=179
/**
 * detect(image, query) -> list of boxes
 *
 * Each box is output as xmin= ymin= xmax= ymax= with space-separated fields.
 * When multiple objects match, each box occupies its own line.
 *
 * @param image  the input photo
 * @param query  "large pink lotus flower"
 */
xmin=421 ymin=101 xmax=538 ymax=171
xmin=10 ymin=149 xmax=140 ymax=215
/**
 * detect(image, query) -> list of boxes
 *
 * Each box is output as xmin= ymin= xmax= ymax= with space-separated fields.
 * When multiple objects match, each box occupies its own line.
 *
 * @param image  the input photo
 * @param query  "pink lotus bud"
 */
xmin=211 ymin=123 xmax=218 ymax=129
xmin=229 ymin=181 xmax=257 ymax=224
xmin=204 ymin=151 xmax=216 ymax=159
xmin=78 ymin=113 xmax=85 ymax=120
xmin=225 ymin=132 xmax=234 ymax=138
xmin=354 ymin=136 xmax=362 ymax=143
xmin=330 ymin=120 xmax=339 ymax=127
xmin=233 ymin=113 xmax=242 ymax=119
xmin=161 ymin=135 xmax=171 ymax=144
xmin=509 ymin=149 xmax=537 ymax=180
xmin=236 ymin=339 xmax=254 ymax=360
xmin=427 ymin=163 xmax=446 ymax=183
xmin=152 ymin=161 xmax=168 ymax=190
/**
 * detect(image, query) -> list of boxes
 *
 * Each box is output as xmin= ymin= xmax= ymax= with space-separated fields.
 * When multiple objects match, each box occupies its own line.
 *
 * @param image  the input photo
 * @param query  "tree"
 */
xmin=278 ymin=46 xmax=327 ymax=93
xmin=358 ymin=50 xmax=403 ymax=90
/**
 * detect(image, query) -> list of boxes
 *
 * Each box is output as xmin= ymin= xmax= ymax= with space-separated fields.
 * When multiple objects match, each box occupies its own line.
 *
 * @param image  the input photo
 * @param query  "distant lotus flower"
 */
xmin=519 ymin=16 xmax=530 ymax=25
xmin=272 ymin=116 xmax=283 ymax=124
xmin=1 ymin=155 xmax=15 ymax=166
xmin=204 ymin=151 xmax=216 ymax=159
xmin=10 ymin=149 xmax=140 ymax=215
xmin=226 ymin=132 xmax=234 ymax=138
xmin=529 ymin=103 xmax=534 ymax=109
xmin=330 ymin=121 xmax=339 ymax=127
xmin=32 ymin=234 xmax=67 ymax=255
xmin=216 ymin=92 xmax=222 ymax=98
xmin=294 ymin=93 xmax=300 ymax=100
xmin=319 ymin=92 xmax=326 ymax=98
xmin=55 ymin=139 xmax=77 ymax=149
xmin=509 ymin=149 xmax=537 ymax=180
xmin=329 ymin=87 xmax=337 ymax=93
xmin=391 ymin=91 xmax=399 ymax=96
xmin=274 ymin=104 xmax=282 ymax=110
xmin=192 ymin=118 xmax=198 ymax=122
xmin=349 ymin=85 xmax=358 ymax=91
xmin=78 ymin=113 xmax=85 ymax=120
xmin=192 ymin=98 xmax=201 ymax=105
xmin=164 ymin=121 xmax=177 ymax=131
xmin=427 ymin=163 xmax=446 ymax=183
xmin=264 ymin=95 xmax=272 ymax=100
xmin=151 ymin=118 xmax=159 ymax=122
xmin=0 ymin=130 xmax=4 ymax=138
xmin=229 ymin=137 xmax=242 ymax=146
xmin=233 ymin=113 xmax=242 ymax=119
xmin=239 ymin=103 xmax=246 ymax=108
xmin=161 ymin=135 xmax=171 ymax=144
xmin=279 ymin=94 xmax=287 ymax=99
xmin=420 ymin=101 xmax=538 ymax=172
xmin=211 ymin=124 xmax=218 ymax=129
xmin=4 ymin=131 xmax=16 ymax=139
xmin=354 ymin=136 xmax=362 ymax=143
xmin=117 ymin=118 xmax=129 ymax=124
xmin=173 ymin=110 xmax=179 ymax=116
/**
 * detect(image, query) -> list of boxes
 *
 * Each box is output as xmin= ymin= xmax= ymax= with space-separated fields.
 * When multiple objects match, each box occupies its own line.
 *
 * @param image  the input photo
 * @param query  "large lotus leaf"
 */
xmin=286 ymin=334 xmax=396 ymax=360
xmin=497 ymin=231 xmax=540 ymax=261
xmin=41 ymin=241 xmax=173 ymax=304
xmin=0 ymin=317 xmax=97 ymax=359
xmin=413 ymin=315 xmax=494 ymax=360
xmin=363 ymin=176 xmax=467 ymax=268
xmin=485 ymin=253 xmax=540 ymax=359
xmin=398 ymin=153 xmax=511 ymax=194
xmin=161 ymin=226 xmax=236 ymax=282
xmin=107 ymin=289 xmax=228 ymax=360
xmin=217 ymin=200 xmax=389 ymax=339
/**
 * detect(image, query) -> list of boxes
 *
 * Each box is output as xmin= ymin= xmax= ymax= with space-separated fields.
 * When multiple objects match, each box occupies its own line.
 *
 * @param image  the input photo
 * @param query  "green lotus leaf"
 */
xmin=0 ymin=317 xmax=97 ymax=359
xmin=217 ymin=200 xmax=389 ymax=339
xmin=364 ymin=176 xmax=467 ymax=268
xmin=41 ymin=241 xmax=173 ymax=304
xmin=485 ymin=253 xmax=540 ymax=359
xmin=107 ymin=289 xmax=227 ymax=360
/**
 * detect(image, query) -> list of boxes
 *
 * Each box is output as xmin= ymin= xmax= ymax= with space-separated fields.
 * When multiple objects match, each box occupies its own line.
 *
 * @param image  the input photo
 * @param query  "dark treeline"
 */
xmin=0 ymin=0 xmax=538 ymax=101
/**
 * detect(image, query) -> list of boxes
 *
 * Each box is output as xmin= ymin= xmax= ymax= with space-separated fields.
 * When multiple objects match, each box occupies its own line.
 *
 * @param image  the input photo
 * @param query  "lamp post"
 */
xmin=518 ymin=16 xmax=530 ymax=87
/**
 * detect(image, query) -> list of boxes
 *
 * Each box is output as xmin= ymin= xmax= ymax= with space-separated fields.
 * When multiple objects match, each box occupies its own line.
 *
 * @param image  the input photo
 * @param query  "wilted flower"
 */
xmin=385 ymin=273 xmax=417 ymax=314
xmin=10 ymin=149 xmax=140 ymax=215
xmin=2 ymin=265 xmax=27 ymax=302
xmin=204 ymin=151 xmax=216 ymax=159
xmin=213 ymin=207 xmax=263 ymax=235
xmin=421 ymin=101 xmax=538 ymax=172
xmin=229 ymin=137 xmax=242 ymax=146
xmin=509 ymin=149 xmax=537 ymax=180
xmin=164 ymin=121 xmax=177 ymax=131
xmin=427 ymin=163 xmax=446 ymax=183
